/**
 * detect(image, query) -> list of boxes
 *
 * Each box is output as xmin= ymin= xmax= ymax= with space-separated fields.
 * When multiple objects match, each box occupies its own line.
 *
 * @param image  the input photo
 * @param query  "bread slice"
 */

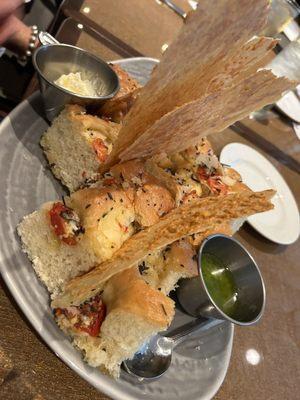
xmin=109 ymin=159 xmax=175 ymax=226
xmin=17 ymin=202 xmax=98 ymax=296
xmin=40 ymin=65 xmax=140 ymax=192
xmin=145 ymin=137 xmax=248 ymax=205
xmin=56 ymin=268 xmax=174 ymax=378
xmin=40 ymin=104 xmax=121 ymax=193
xmin=17 ymin=186 xmax=136 ymax=296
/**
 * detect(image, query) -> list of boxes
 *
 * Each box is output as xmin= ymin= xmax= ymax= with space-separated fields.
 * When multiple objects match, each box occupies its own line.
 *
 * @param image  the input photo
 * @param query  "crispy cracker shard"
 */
xmin=104 ymin=0 xmax=295 ymax=166
xmin=52 ymin=189 xmax=275 ymax=308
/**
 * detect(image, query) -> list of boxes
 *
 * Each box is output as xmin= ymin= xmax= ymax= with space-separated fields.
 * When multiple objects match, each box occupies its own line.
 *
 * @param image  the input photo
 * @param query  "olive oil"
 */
xmin=201 ymin=253 xmax=238 ymax=317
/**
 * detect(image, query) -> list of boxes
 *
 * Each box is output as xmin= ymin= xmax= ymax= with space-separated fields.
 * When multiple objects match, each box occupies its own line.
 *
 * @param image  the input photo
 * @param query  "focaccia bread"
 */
xmin=97 ymin=64 xmax=141 ymax=123
xmin=40 ymin=104 xmax=121 ymax=193
xmin=55 ymin=268 xmax=174 ymax=378
xmin=145 ymin=137 xmax=249 ymax=206
xmin=17 ymin=185 xmax=135 ymax=295
xmin=17 ymin=202 xmax=98 ymax=296
xmin=18 ymin=139 xmax=250 ymax=297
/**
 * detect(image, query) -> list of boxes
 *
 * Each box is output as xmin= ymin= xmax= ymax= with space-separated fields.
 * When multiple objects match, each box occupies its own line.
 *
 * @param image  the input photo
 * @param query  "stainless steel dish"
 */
xmin=177 ymin=234 xmax=266 ymax=325
xmin=33 ymin=32 xmax=119 ymax=120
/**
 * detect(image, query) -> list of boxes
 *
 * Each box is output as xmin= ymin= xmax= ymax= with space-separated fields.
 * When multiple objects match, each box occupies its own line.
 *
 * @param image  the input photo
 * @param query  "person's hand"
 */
xmin=0 ymin=0 xmax=36 ymax=57
xmin=0 ymin=14 xmax=32 ymax=55
xmin=0 ymin=0 xmax=24 ymax=20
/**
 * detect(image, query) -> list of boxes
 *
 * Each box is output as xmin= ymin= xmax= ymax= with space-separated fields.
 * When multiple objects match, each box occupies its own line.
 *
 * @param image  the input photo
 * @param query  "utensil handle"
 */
xmin=167 ymin=318 xmax=223 ymax=347
xmin=161 ymin=0 xmax=187 ymax=19
xmin=38 ymin=31 xmax=60 ymax=46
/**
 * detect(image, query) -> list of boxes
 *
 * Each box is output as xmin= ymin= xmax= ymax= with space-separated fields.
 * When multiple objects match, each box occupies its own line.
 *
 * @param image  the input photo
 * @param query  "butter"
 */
xmin=54 ymin=72 xmax=98 ymax=97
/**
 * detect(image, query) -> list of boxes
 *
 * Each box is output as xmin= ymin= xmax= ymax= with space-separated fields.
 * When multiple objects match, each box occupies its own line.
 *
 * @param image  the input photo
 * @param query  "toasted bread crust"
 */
xmin=110 ymin=159 xmax=175 ymax=226
xmin=98 ymin=64 xmax=141 ymax=123
xmin=103 ymin=268 xmax=174 ymax=328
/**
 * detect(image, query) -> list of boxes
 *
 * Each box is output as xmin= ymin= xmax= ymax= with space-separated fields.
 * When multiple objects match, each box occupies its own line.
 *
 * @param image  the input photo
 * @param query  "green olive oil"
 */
xmin=201 ymin=253 xmax=238 ymax=317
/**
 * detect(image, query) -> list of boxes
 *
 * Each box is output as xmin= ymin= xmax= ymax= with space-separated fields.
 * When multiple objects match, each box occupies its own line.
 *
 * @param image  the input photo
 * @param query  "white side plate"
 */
xmin=0 ymin=57 xmax=233 ymax=400
xmin=276 ymin=90 xmax=300 ymax=123
xmin=220 ymin=143 xmax=299 ymax=245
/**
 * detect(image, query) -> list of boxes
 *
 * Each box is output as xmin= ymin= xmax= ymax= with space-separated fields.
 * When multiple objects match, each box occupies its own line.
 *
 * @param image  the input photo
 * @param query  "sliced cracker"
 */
xmin=105 ymin=0 xmax=295 ymax=166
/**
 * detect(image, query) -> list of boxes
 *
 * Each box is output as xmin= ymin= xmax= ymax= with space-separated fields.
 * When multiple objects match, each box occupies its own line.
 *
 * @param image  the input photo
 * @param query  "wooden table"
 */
xmin=0 ymin=111 xmax=299 ymax=400
xmin=55 ymin=0 xmax=188 ymax=59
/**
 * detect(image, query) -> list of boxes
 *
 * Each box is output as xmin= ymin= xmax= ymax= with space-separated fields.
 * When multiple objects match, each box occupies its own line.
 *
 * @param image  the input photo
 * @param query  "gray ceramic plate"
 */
xmin=0 ymin=57 xmax=233 ymax=400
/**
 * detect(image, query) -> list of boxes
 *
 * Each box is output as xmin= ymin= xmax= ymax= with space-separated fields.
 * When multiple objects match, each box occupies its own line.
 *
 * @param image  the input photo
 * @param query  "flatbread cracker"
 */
xmin=119 ymin=70 xmax=294 ymax=160
xmin=52 ymin=189 xmax=274 ymax=308
xmin=105 ymin=0 xmax=294 ymax=165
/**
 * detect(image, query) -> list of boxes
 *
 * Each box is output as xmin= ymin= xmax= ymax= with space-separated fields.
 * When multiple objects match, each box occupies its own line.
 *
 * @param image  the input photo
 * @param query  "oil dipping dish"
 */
xmin=177 ymin=234 xmax=266 ymax=326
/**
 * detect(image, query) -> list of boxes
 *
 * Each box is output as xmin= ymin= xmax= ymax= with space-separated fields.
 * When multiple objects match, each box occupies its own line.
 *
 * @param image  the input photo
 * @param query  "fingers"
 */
xmin=0 ymin=15 xmax=31 ymax=56
xmin=0 ymin=0 xmax=24 ymax=20
xmin=0 ymin=15 xmax=18 ymax=46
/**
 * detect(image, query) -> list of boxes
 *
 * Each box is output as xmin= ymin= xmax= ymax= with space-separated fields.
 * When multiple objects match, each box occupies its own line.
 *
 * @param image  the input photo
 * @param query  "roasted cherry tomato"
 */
xmin=55 ymin=296 xmax=106 ymax=337
xmin=118 ymin=222 xmax=129 ymax=233
xmin=197 ymin=166 xmax=209 ymax=181
xmin=207 ymin=177 xmax=228 ymax=195
xmin=92 ymin=138 xmax=108 ymax=163
xmin=49 ymin=202 xmax=77 ymax=246
xmin=74 ymin=296 xmax=106 ymax=337
xmin=197 ymin=166 xmax=228 ymax=195
xmin=103 ymin=177 xmax=117 ymax=186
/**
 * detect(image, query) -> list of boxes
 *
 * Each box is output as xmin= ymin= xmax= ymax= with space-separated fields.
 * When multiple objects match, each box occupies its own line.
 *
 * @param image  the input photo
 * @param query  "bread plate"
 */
xmin=275 ymin=90 xmax=300 ymax=123
xmin=0 ymin=57 xmax=233 ymax=400
xmin=220 ymin=143 xmax=299 ymax=244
